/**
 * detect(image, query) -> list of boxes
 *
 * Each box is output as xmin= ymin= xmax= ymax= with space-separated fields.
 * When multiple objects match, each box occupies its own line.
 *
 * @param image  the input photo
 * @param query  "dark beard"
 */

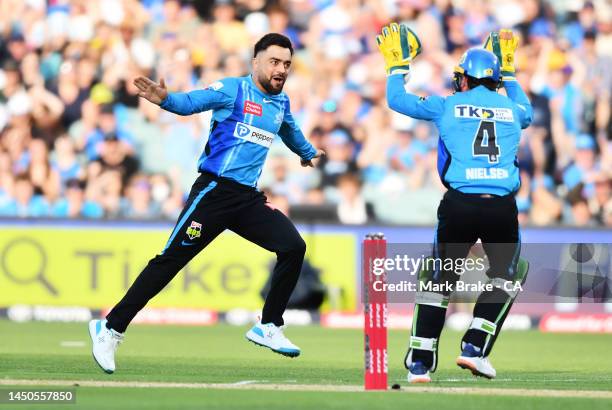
xmin=258 ymin=74 xmax=284 ymax=95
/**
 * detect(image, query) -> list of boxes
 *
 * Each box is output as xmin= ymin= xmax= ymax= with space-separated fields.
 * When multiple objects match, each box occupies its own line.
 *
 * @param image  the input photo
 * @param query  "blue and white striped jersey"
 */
xmin=160 ymin=75 xmax=317 ymax=187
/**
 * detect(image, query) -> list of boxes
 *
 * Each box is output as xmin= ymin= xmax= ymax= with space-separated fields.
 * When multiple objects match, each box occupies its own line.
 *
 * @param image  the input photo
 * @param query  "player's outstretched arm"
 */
xmin=133 ymin=76 xmax=233 ymax=116
xmin=278 ymin=100 xmax=324 ymax=167
xmin=134 ymin=76 xmax=168 ymax=105
xmin=377 ymin=23 xmax=444 ymax=122
xmin=300 ymin=149 xmax=325 ymax=168
xmin=503 ymin=80 xmax=533 ymax=129
xmin=484 ymin=30 xmax=533 ymax=129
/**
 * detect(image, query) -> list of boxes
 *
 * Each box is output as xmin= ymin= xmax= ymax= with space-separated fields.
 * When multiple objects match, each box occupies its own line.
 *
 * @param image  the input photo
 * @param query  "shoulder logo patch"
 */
xmin=207 ymin=81 xmax=224 ymax=91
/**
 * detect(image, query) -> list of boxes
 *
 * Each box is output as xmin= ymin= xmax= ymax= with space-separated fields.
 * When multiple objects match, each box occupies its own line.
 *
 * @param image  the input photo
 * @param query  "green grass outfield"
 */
xmin=0 ymin=320 xmax=611 ymax=409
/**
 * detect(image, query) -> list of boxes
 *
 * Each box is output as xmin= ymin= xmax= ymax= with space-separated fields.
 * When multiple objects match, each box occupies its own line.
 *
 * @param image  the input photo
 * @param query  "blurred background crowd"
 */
xmin=0 ymin=0 xmax=610 ymax=226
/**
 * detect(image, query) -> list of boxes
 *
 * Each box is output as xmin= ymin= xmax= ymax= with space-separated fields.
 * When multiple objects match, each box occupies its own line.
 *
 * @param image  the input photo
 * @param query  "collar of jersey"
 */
xmin=246 ymin=75 xmax=283 ymax=101
xmin=471 ymin=85 xmax=494 ymax=93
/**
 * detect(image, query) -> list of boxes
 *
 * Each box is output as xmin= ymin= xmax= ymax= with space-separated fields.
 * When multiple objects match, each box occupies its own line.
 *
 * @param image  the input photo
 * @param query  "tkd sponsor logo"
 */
xmin=454 ymin=105 xmax=514 ymax=122
xmin=455 ymin=105 xmax=494 ymax=119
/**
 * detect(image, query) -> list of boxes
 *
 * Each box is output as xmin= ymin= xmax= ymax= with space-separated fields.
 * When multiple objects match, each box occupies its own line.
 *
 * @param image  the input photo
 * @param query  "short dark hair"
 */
xmin=338 ymin=172 xmax=362 ymax=187
xmin=466 ymin=75 xmax=499 ymax=91
xmin=254 ymin=33 xmax=293 ymax=57
xmin=15 ymin=173 xmax=31 ymax=183
xmin=66 ymin=178 xmax=86 ymax=190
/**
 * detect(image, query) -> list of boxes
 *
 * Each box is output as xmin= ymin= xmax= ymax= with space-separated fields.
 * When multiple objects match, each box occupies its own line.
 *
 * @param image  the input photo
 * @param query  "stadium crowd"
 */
xmin=0 ymin=0 xmax=610 ymax=226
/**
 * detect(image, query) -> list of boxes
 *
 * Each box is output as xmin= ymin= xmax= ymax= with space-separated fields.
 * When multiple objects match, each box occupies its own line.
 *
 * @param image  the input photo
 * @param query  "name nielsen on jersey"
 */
xmin=466 ymin=168 xmax=509 ymax=180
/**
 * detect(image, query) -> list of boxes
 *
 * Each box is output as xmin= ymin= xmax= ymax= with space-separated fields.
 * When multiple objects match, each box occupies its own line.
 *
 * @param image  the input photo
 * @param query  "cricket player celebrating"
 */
xmin=377 ymin=24 xmax=532 ymax=383
xmin=88 ymin=33 xmax=324 ymax=373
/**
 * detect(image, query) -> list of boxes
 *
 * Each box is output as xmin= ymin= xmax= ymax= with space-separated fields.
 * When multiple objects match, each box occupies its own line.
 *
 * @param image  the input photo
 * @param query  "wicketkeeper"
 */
xmin=377 ymin=24 xmax=532 ymax=382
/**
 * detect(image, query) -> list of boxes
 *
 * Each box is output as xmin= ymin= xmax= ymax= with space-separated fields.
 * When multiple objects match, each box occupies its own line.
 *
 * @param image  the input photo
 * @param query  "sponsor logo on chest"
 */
xmin=244 ymin=100 xmax=263 ymax=116
xmin=234 ymin=122 xmax=275 ymax=148
xmin=454 ymin=105 xmax=514 ymax=122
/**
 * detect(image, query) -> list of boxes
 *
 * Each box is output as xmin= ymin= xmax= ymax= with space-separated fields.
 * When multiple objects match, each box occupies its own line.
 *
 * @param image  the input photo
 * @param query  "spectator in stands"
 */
xmin=27 ymin=138 xmax=60 ymax=204
xmin=336 ymin=172 xmax=374 ymax=224
xmin=0 ymin=173 xmax=49 ymax=217
xmin=150 ymin=172 xmax=183 ymax=220
xmin=86 ymin=168 xmax=123 ymax=219
xmin=563 ymin=134 xmax=599 ymax=192
xmin=84 ymin=104 xmax=133 ymax=161
xmin=387 ymin=129 xmax=428 ymax=172
xmin=590 ymin=174 xmax=611 ymax=225
xmin=0 ymin=0 xmax=607 ymax=226
xmin=120 ymin=173 xmax=160 ymax=220
xmin=51 ymin=178 xmax=103 ymax=219
xmin=51 ymin=135 xmax=83 ymax=186
xmin=92 ymin=131 xmax=139 ymax=187
xmin=265 ymin=155 xmax=308 ymax=205
xmin=318 ymin=128 xmax=358 ymax=192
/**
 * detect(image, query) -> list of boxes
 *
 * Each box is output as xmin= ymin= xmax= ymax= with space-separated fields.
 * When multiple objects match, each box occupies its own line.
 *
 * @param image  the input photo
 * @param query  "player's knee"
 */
xmin=282 ymin=235 xmax=306 ymax=256
xmin=485 ymin=258 xmax=529 ymax=299
xmin=292 ymin=236 xmax=307 ymax=255
xmin=150 ymin=252 xmax=188 ymax=270
xmin=486 ymin=257 xmax=529 ymax=282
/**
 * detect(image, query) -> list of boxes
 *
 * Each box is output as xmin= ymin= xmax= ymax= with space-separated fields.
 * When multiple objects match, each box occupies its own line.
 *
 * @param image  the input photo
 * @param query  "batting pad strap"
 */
xmin=490 ymin=277 xmax=519 ymax=298
xmin=470 ymin=317 xmax=497 ymax=335
xmin=409 ymin=336 xmax=437 ymax=351
xmin=415 ymin=292 xmax=449 ymax=308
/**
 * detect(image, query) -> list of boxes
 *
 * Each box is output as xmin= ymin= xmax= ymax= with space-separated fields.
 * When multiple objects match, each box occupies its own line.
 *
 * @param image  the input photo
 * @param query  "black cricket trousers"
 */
xmin=435 ymin=187 xmax=520 ymax=283
xmin=106 ymin=172 xmax=306 ymax=332
xmin=411 ymin=188 xmax=521 ymax=367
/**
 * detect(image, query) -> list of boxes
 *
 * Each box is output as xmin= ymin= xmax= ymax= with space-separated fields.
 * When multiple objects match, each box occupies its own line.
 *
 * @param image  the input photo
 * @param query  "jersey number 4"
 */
xmin=472 ymin=120 xmax=500 ymax=163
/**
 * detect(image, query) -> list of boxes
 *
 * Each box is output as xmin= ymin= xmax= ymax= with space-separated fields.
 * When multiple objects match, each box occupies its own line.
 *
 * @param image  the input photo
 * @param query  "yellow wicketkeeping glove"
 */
xmin=484 ymin=29 xmax=519 ymax=81
xmin=376 ymin=23 xmax=421 ymax=76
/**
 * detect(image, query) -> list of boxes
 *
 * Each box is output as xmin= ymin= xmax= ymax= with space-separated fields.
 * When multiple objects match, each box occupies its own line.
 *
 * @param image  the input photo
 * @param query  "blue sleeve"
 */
xmin=504 ymin=80 xmax=533 ymax=129
xmin=278 ymin=99 xmax=317 ymax=160
xmin=386 ymin=74 xmax=445 ymax=121
xmin=159 ymin=79 xmax=237 ymax=116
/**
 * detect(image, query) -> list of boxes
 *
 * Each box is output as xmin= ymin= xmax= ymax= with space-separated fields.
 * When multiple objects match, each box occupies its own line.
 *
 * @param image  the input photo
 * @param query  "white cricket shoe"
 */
xmin=88 ymin=319 xmax=124 ymax=374
xmin=456 ymin=343 xmax=496 ymax=379
xmin=407 ymin=361 xmax=432 ymax=383
xmin=245 ymin=321 xmax=301 ymax=357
